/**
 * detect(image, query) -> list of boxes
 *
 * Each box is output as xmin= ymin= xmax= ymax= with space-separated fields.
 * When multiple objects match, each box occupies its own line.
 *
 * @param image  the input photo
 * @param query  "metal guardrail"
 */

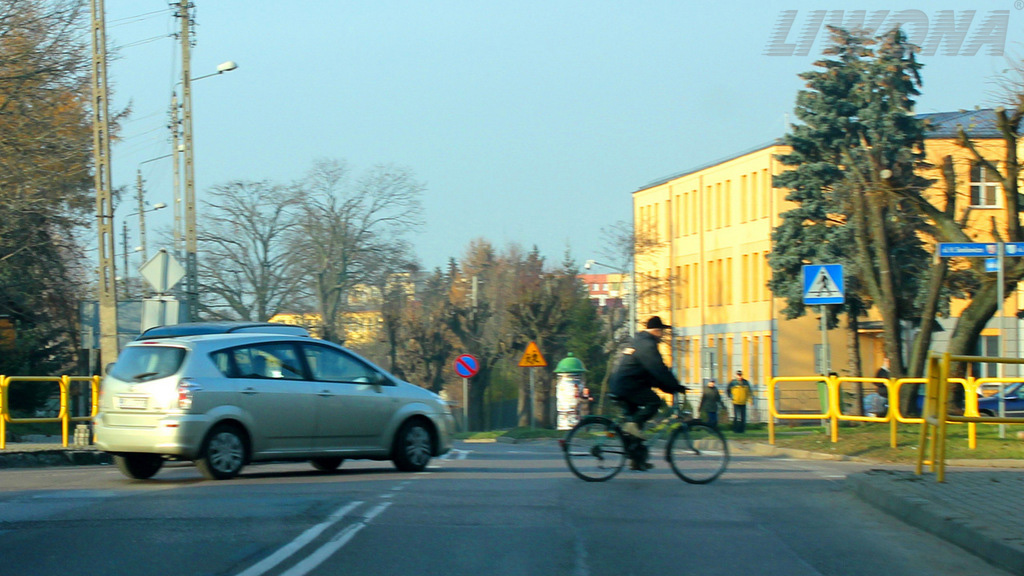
xmin=768 ymin=374 xmax=982 ymax=448
xmin=0 ymin=375 xmax=100 ymax=449
xmin=917 ymin=353 xmax=1024 ymax=482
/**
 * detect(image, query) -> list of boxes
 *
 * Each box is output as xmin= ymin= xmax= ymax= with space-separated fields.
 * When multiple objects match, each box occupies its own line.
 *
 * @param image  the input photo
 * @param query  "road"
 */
xmin=0 ymin=441 xmax=1008 ymax=576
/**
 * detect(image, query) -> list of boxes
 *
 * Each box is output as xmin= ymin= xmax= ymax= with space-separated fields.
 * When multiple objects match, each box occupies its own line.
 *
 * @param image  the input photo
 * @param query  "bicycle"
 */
xmin=560 ymin=397 xmax=729 ymax=483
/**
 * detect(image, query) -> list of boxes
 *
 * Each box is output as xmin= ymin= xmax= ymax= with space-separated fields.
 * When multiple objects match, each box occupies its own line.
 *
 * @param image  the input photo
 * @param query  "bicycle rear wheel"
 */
xmin=667 ymin=423 xmax=728 ymax=484
xmin=562 ymin=417 xmax=627 ymax=482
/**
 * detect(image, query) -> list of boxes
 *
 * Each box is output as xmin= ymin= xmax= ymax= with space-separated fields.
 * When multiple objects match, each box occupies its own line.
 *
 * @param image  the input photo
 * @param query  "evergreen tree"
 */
xmin=770 ymin=27 xmax=933 ymax=392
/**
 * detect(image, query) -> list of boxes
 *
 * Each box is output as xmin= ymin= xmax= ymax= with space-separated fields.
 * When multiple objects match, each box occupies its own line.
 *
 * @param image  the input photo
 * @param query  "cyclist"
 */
xmin=610 ymin=316 xmax=688 ymax=468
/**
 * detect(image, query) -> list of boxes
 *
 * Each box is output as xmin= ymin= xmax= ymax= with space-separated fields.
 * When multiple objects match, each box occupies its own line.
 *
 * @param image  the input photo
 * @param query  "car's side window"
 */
xmin=226 ymin=343 xmax=304 ymax=380
xmin=303 ymin=344 xmax=381 ymax=384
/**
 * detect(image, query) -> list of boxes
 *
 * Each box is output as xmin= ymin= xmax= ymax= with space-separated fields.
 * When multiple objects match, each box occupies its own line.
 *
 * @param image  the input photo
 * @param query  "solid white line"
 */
xmin=279 ymin=502 xmax=393 ymax=576
xmin=234 ymin=501 xmax=362 ymax=576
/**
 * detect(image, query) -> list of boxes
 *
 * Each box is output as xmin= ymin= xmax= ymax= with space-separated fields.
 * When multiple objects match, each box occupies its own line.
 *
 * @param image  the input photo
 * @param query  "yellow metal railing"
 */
xmin=917 ymin=353 xmax=1024 ymax=482
xmin=0 ymin=375 xmax=100 ymax=449
xmin=768 ymin=374 xmax=972 ymax=449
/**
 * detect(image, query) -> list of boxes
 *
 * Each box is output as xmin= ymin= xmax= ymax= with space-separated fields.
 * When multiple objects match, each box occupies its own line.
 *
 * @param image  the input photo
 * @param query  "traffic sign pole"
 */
xmin=453 ymin=354 xmax=479 ymax=432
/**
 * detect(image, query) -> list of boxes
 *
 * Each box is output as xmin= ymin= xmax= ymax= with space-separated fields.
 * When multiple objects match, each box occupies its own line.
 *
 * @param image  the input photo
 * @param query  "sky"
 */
xmin=102 ymin=1 xmax=1024 ymax=273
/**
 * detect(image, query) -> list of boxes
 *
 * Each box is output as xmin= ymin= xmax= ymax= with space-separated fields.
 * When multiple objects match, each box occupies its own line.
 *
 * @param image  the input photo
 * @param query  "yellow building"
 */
xmin=632 ymin=110 xmax=1022 ymax=394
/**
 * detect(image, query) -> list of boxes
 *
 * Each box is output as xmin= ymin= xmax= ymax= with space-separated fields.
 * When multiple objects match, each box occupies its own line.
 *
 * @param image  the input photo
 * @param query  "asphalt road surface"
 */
xmin=0 ymin=441 xmax=1009 ymax=576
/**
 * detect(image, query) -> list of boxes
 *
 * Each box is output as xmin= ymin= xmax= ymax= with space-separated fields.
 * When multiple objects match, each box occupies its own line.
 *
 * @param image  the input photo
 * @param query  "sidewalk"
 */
xmin=2 ymin=437 xmax=1023 ymax=574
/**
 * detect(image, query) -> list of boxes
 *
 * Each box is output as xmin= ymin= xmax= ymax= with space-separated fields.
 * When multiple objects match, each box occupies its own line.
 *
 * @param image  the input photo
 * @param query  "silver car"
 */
xmin=94 ymin=323 xmax=454 ymax=480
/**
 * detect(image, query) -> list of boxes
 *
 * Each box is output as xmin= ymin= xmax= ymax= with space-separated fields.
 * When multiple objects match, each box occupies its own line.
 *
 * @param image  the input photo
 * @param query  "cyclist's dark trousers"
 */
xmin=620 ymin=388 xmax=664 ymax=428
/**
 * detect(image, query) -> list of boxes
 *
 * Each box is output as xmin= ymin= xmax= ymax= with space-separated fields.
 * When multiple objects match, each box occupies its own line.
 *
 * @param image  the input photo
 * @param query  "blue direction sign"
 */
xmin=937 ymin=243 xmax=998 ymax=258
xmin=1005 ymin=242 xmax=1024 ymax=257
xmin=802 ymin=264 xmax=844 ymax=305
xmin=453 ymin=354 xmax=479 ymax=378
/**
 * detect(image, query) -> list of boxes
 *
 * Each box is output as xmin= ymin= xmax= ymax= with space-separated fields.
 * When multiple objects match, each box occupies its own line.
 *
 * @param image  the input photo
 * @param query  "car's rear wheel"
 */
xmin=114 ymin=453 xmax=164 ymax=480
xmin=195 ymin=424 xmax=247 ymax=480
xmin=310 ymin=457 xmax=344 ymax=472
xmin=392 ymin=420 xmax=433 ymax=472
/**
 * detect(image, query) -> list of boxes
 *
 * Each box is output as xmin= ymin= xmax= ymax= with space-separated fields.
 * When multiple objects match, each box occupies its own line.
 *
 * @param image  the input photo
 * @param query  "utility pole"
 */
xmin=136 ymin=170 xmax=146 ymax=261
xmin=169 ymin=94 xmax=183 ymax=259
xmin=90 ymin=0 xmax=118 ymax=366
xmin=177 ymin=1 xmax=199 ymax=321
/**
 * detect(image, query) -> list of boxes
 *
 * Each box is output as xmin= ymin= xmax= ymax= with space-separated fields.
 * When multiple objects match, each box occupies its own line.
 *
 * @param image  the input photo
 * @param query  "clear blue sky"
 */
xmin=105 ymin=1 xmax=1023 ymax=272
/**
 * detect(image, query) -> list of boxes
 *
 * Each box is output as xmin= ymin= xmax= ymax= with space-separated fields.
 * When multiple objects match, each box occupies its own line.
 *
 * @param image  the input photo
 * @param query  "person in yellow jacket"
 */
xmin=726 ymin=370 xmax=752 ymax=433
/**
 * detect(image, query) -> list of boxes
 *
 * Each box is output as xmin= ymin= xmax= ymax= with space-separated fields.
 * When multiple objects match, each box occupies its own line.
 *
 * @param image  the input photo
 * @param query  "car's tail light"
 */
xmin=177 ymin=379 xmax=202 ymax=410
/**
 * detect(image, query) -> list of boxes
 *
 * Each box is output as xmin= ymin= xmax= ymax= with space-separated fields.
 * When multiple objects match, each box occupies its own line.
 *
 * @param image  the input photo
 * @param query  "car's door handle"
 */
xmin=318 ymin=390 xmax=332 ymax=397
xmin=242 ymin=387 xmax=257 ymax=395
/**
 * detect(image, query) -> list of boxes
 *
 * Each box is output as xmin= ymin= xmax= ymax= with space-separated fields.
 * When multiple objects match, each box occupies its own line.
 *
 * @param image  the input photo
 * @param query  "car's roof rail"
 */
xmin=136 ymin=322 xmax=310 ymax=340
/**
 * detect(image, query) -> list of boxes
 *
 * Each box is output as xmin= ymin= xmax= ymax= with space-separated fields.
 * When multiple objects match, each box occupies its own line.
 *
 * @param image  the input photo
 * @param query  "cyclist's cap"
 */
xmin=646 ymin=316 xmax=670 ymax=329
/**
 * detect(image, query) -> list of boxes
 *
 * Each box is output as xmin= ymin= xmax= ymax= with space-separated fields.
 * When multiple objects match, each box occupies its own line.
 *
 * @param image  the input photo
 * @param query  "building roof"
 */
xmin=918 ymin=108 xmax=1002 ymax=138
xmin=637 ymin=109 xmax=1004 ymax=193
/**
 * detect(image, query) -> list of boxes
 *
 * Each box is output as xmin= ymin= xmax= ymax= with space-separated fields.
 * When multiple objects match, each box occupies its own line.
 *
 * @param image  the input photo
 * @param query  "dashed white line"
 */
xmin=235 ymin=501 xmax=362 ymax=576
xmin=279 ymin=502 xmax=392 ymax=576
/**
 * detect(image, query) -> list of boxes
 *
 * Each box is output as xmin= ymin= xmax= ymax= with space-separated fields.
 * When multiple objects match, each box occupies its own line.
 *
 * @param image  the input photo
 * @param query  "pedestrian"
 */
xmin=699 ymin=379 xmax=727 ymax=430
xmin=875 ymin=358 xmax=891 ymax=380
xmin=726 ymin=370 xmax=752 ymax=433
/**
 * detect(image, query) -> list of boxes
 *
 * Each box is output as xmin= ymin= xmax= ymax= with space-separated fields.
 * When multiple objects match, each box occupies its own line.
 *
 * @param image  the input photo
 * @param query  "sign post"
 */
xmin=937 ymin=242 xmax=1024 ymax=438
xmin=518 ymin=341 xmax=547 ymax=428
xmin=803 ymin=264 xmax=845 ymax=374
xmin=138 ymin=249 xmax=186 ymax=331
xmin=453 ymin=354 xmax=479 ymax=431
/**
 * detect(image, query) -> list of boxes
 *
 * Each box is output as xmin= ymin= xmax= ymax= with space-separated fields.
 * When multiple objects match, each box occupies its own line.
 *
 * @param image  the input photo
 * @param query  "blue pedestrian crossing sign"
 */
xmin=802 ymin=264 xmax=844 ymax=305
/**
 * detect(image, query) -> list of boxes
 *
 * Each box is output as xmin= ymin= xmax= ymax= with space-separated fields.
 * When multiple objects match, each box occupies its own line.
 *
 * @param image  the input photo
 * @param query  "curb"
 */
xmin=0 ymin=449 xmax=112 ymax=469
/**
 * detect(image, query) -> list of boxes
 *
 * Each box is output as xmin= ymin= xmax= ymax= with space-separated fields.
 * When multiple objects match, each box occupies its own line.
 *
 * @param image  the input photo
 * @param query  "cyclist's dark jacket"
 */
xmin=610 ymin=331 xmax=687 ymax=397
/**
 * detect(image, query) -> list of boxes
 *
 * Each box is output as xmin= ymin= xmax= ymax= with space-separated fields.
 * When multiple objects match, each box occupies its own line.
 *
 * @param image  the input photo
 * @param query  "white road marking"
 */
xmin=235 ymin=501 xmax=362 ymax=576
xmin=279 ymin=502 xmax=392 ymax=576
xmin=440 ymin=449 xmax=471 ymax=460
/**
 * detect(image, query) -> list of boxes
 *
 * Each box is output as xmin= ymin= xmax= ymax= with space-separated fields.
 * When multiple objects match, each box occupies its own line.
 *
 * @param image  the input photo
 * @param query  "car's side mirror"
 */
xmin=104 ymin=362 xmax=115 ymax=376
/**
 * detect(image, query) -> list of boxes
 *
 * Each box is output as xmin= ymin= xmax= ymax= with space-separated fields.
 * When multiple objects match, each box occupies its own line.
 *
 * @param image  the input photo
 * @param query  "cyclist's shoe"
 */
xmin=622 ymin=421 xmax=646 ymax=439
xmin=629 ymin=459 xmax=654 ymax=471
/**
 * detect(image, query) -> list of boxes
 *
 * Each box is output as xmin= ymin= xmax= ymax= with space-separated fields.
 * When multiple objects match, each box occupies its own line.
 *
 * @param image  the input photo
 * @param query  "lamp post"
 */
xmin=584 ymin=259 xmax=637 ymax=334
xmin=136 ymin=155 xmax=172 ymax=262
xmin=176 ymin=45 xmax=238 ymax=320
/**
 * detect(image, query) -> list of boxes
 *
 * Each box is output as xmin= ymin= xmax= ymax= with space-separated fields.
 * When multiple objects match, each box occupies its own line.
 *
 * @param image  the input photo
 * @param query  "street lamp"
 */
xmin=584 ymin=259 xmax=637 ymax=334
xmin=176 ymin=56 xmax=239 ymax=321
xmin=136 ymin=155 xmax=172 ymax=262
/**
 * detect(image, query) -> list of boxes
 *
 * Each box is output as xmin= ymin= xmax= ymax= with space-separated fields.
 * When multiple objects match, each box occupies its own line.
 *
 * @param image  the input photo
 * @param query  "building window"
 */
xmin=973 ymin=335 xmax=1000 ymax=377
xmin=970 ymin=163 xmax=1000 ymax=207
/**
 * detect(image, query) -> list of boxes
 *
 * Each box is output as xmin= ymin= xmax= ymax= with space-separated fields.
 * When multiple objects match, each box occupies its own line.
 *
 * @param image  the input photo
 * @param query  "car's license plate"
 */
xmin=116 ymin=396 xmax=148 ymax=410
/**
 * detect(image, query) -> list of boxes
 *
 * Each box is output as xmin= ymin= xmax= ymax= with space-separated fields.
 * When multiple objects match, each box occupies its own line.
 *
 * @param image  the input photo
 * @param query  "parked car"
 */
xmin=976 ymin=382 xmax=1024 ymax=417
xmin=95 ymin=322 xmax=454 ymax=480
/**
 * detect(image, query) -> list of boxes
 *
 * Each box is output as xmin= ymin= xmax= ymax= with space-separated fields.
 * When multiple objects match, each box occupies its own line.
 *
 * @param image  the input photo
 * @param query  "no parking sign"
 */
xmin=453 ymin=354 xmax=479 ymax=378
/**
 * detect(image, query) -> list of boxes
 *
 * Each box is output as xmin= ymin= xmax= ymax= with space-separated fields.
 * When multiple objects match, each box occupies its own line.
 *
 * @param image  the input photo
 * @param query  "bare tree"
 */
xmin=291 ymin=158 xmax=424 ymax=344
xmin=196 ymin=180 xmax=307 ymax=321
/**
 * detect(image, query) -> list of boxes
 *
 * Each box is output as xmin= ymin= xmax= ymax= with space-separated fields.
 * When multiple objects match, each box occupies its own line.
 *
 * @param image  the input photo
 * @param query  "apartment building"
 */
xmin=632 ymin=109 xmax=1021 ymax=388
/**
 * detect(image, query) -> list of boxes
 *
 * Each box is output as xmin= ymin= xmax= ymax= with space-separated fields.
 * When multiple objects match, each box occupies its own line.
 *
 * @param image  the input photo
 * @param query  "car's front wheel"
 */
xmin=195 ymin=424 xmax=247 ymax=480
xmin=392 ymin=420 xmax=433 ymax=472
xmin=114 ymin=453 xmax=164 ymax=480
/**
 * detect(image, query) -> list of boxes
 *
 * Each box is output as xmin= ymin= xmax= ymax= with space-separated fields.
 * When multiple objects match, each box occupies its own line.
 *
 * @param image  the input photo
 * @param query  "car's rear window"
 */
xmin=110 ymin=346 xmax=186 ymax=382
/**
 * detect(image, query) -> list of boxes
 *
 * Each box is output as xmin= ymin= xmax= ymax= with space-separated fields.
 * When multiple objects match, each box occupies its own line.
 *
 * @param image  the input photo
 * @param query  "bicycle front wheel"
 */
xmin=667 ymin=423 xmax=728 ymax=484
xmin=562 ymin=417 xmax=627 ymax=482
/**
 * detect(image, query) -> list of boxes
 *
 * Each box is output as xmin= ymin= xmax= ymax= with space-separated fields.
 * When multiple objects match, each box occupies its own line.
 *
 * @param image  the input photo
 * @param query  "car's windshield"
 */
xmin=109 ymin=346 xmax=186 ymax=382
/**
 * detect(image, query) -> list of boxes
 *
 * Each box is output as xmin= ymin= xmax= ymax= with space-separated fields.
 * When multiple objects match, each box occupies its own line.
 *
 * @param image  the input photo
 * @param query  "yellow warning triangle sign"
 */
xmin=518 ymin=341 xmax=547 ymax=367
